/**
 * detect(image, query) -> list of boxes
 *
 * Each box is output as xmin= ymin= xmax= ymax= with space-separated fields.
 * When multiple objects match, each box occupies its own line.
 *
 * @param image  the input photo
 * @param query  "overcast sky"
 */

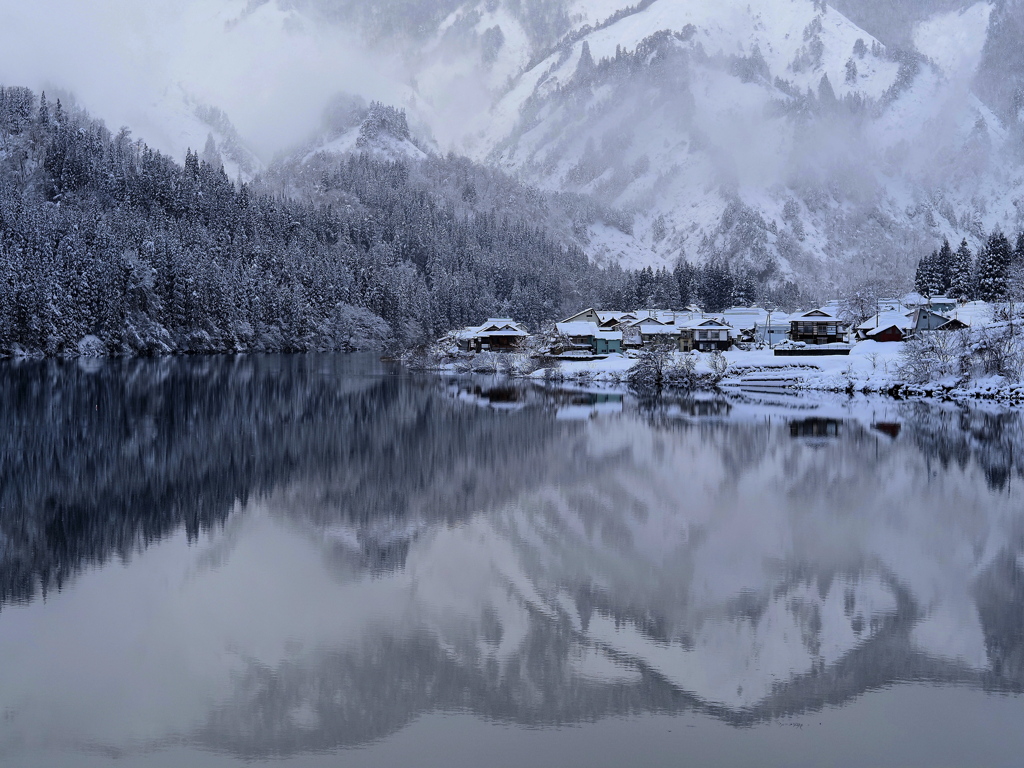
xmin=0 ymin=0 xmax=407 ymax=158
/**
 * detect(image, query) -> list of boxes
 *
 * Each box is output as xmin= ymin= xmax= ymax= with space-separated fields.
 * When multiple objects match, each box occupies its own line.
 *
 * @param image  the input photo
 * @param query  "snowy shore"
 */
xmin=429 ymin=340 xmax=1024 ymax=405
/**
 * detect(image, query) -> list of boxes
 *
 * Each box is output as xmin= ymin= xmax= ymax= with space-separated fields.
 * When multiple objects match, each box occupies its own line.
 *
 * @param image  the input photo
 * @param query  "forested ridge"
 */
xmin=0 ymin=86 xmax=840 ymax=358
xmin=0 ymin=86 xmax=622 ymax=356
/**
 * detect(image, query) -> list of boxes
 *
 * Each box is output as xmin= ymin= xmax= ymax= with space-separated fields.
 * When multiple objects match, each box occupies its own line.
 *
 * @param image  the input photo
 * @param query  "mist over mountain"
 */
xmin=3 ymin=0 xmax=1024 ymax=297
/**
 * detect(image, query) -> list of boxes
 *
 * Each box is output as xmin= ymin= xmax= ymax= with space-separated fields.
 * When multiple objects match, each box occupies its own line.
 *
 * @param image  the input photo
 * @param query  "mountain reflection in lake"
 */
xmin=1 ymin=354 xmax=1023 ymax=768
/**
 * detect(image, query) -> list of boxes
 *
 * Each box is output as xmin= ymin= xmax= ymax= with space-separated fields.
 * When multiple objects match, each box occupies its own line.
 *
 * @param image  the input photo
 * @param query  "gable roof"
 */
xmin=556 ymin=321 xmax=599 ymax=337
xmin=639 ymin=324 xmax=681 ymax=335
xmin=857 ymin=311 xmax=914 ymax=332
xmin=561 ymin=308 xmax=598 ymax=323
xmin=793 ymin=308 xmax=840 ymax=322
xmin=679 ymin=317 xmax=732 ymax=330
xmin=471 ymin=319 xmax=528 ymax=337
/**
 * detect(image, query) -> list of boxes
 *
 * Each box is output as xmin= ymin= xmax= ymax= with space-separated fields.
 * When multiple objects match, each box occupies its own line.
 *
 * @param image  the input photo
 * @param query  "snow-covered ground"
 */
xmin=498 ymin=337 xmax=1023 ymax=404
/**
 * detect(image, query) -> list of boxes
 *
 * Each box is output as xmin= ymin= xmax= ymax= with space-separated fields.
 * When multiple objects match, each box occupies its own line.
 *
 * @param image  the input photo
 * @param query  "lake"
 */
xmin=1 ymin=353 xmax=1023 ymax=767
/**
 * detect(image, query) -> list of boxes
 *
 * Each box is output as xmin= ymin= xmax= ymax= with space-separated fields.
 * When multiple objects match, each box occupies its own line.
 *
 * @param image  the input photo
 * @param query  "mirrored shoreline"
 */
xmin=1 ymin=354 xmax=1022 ymax=765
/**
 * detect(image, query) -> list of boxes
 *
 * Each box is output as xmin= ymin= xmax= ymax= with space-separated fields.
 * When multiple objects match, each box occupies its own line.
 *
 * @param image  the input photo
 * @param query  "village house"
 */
xmin=596 ymin=311 xmax=637 ymax=329
xmin=638 ymin=322 xmax=681 ymax=348
xmin=908 ymin=307 xmax=955 ymax=334
xmin=902 ymin=293 xmax=958 ymax=314
xmin=553 ymin=322 xmax=623 ymax=356
xmin=678 ymin=317 xmax=733 ymax=352
xmin=561 ymin=308 xmax=601 ymax=325
xmin=722 ymin=307 xmax=768 ymax=339
xmin=755 ymin=312 xmax=791 ymax=346
xmin=857 ymin=311 xmax=915 ymax=342
xmin=789 ymin=309 xmax=846 ymax=345
xmin=456 ymin=318 xmax=529 ymax=353
xmin=925 ymin=296 xmax=957 ymax=314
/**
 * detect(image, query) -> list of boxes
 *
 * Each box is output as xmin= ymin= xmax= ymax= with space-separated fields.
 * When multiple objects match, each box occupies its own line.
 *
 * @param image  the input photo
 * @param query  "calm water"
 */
xmin=1 ymin=354 xmax=1023 ymax=767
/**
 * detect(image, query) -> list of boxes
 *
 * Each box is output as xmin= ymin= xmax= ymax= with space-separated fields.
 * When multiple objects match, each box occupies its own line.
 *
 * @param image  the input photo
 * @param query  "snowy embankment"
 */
xmin=506 ymin=340 xmax=1024 ymax=404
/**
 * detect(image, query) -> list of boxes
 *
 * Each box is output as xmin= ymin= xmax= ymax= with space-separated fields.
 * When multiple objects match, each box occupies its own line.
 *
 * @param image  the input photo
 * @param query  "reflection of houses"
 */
xmin=456 ymin=319 xmax=529 ymax=353
xmin=789 ymin=309 xmax=846 ymax=345
xmin=790 ymin=418 xmax=842 ymax=439
xmin=872 ymin=421 xmax=902 ymax=439
xmin=451 ymin=383 xmax=530 ymax=410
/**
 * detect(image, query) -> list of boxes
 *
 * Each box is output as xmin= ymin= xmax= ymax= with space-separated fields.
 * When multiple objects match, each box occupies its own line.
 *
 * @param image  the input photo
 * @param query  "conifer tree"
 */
xmin=949 ymin=238 xmax=974 ymax=301
xmin=977 ymin=230 xmax=1012 ymax=302
xmin=935 ymin=238 xmax=953 ymax=294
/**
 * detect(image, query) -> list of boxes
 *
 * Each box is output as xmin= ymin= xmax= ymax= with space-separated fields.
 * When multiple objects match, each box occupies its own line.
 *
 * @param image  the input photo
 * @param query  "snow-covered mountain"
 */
xmin=4 ymin=0 xmax=1024 ymax=292
xmin=460 ymin=1 xmax=1019 ymax=287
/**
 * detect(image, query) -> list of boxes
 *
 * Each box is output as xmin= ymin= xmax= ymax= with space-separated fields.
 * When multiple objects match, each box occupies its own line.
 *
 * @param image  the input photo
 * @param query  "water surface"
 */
xmin=1 ymin=354 xmax=1023 ymax=767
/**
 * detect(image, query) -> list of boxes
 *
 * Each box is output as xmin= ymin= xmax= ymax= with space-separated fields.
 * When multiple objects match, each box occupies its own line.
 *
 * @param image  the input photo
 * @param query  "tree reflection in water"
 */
xmin=0 ymin=357 xmax=1023 ymax=761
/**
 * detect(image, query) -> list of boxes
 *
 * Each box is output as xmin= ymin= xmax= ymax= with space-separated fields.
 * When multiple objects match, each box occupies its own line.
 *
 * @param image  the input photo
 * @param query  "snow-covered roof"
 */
xmin=556 ymin=321 xmax=599 ymax=337
xmin=678 ymin=317 xmax=732 ymax=330
xmin=944 ymin=301 xmax=993 ymax=327
xmin=596 ymin=311 xmax=633 ymax=323
xmin=723 ymin=308 xmax=768 ymax=328
xmin=561 ymin=308 xmax=598 ymax=323
xmin=595 ymin=330 xmax=623 ymax=341
xmin=858 ymin=311 xmax=914 ymax=332
xmin=793 ymin=308 xmax=840 ymax=322
xmin=762 ymin=312 xmax=791 ymax=326
xmin=877 ymin=298 xmax=908 ymax=312
xmin=902 ymin=292 xmax=926 ymax=307
xmin=465 ymin=319 xmax=528 ymax=338
xmin=640 ymin=324 xmax=681 ymax=335
xmin=627 ymin=316 xmax=670 ymax=328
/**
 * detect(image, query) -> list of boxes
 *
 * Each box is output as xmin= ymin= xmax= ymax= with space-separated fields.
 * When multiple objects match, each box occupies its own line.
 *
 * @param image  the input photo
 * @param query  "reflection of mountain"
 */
xmin=3 ymin=360 xmax=1024 ymax=762
xmin=184 ymin=406 xmax=1024 ymax=758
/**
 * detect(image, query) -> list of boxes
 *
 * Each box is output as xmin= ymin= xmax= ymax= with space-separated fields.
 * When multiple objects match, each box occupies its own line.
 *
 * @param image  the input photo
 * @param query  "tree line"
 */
xmin=914 ymin=231 xmax=1024 ymax=302
xmin=0 ymin=86 xmax=819 ymax=357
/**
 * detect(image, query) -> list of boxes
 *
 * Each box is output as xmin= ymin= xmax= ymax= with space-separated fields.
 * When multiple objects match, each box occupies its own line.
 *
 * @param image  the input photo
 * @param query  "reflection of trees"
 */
xmin=0 ymin=356 xmax=571 ymax=608
xmin=5 ymin=361 xmax=1024 ymax=758
xmin=899 ymin=403 xmax=1024 ymax=491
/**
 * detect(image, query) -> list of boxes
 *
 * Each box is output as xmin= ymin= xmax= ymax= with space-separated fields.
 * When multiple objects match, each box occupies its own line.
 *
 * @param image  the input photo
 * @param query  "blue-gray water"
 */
xmin=1 ymin=354 xmax=1023 ymax=767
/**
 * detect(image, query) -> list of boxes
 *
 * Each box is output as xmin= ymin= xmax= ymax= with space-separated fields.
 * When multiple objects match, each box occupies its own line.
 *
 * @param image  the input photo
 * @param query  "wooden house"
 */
xmin=458 ymin=318 xmax=529 ymax=353
xmin=678 ymin=318 xmax=733 ymax=352
xmin=789 ymin=309 xmax=845 ymax=345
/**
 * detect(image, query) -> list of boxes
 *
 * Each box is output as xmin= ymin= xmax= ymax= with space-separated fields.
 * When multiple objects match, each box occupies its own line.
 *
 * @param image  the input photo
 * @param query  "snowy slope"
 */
xmin=6 ymin=0 xmax=1024 ymax=291
xmin=463 ymin=0 xmax=1021 ymax=288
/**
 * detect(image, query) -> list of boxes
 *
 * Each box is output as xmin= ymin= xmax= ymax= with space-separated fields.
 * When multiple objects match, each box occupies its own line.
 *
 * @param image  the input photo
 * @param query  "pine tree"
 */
xmin=915 ymin=250 xmax=942 ymax=297
xmin=575 ymin=41 xmax=596 ymax=83
xmin=949 ymin=239 xmax=974 ymax=301
xmin=977 ymin=230 xmax=1012 ymax=302
xmin=845 ymin=58 xmax=858 ymax=84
